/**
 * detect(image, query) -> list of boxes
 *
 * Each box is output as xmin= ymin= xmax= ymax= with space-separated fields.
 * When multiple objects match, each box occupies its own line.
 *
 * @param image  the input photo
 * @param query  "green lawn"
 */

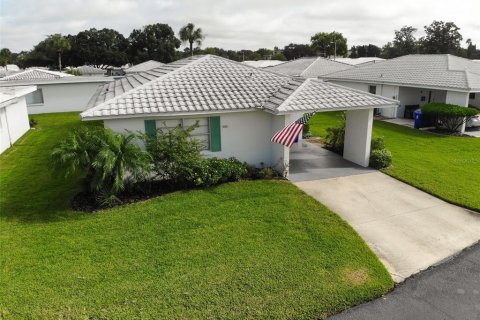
xmin=0 ymin=113 xmax=392 ymax=319
xmin=309 ymin=112 xmax=480 ymax=211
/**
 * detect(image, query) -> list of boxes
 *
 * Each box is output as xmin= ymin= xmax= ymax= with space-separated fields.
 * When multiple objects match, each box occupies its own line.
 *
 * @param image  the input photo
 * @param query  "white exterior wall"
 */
xmin=103 ymin=110 xmax=288 ymax=168
xmin=0 ymin=97 xmax=30 ymax=154
xmin=468 ymin=92 xmax=480 ymax=108
xmin=27 ymin=82 xmax=104 ymax=114
xmin=329 ymin=80 xmax=398 ymax=118
xmin=397 ymin=87 xmax=447 ymax=118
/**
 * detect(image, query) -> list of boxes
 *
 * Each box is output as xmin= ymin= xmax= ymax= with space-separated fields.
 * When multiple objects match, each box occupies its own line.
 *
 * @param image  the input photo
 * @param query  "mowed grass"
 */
xmin=0 ymin=113 xmax=393 ymax=319
xmin=309 ymin=112 xmax=480 ymax=211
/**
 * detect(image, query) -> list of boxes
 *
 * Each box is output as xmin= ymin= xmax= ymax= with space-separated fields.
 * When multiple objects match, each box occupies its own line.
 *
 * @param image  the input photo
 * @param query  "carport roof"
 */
xmin=81 ymin=55 xmax=398 ymax=120
xmin=321 ymin=54 xmax=480 ymax=92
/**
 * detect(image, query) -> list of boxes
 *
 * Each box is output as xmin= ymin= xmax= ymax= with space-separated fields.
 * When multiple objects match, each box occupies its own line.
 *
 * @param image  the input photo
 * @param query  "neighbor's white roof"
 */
xmin=1 ymin=69 xmax=73 ymax=81
xmin=0 ymin=86 xmax=37 ymax=107
xmin=125 ymin=60 xmax=165 ymax=73
xmin=266 ymin=57 xmax=355 ymax=78
xmin=334 ymin=57 xmax=385 ymax=65
xmin=81 ymin=55 xmax=397 ymax=120
xmin=322 ymin=54 xmax=480 ymax=91
xmin=75 ymin=65 xmax=106 ymax=75
xmin=242 ymin=60 xmax=285 ymax=68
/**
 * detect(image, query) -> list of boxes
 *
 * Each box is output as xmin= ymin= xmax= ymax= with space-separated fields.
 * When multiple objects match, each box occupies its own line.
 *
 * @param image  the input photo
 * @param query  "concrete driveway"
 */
xmin=290 ymin=142 xmax=480 ymax=282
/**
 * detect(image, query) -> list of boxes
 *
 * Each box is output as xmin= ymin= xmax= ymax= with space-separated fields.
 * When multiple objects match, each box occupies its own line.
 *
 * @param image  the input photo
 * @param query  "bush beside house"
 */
xmin=421 ymin=103 xmax=479 ymax=133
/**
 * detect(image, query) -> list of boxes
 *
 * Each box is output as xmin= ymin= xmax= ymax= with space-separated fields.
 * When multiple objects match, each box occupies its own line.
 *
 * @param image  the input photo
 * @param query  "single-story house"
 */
xmin=0 ymin=69 xmax=113 ymax=114
xmin=74 ymin=65 xmax=107 ymax=76
xmin=0 ymin=86 xmax=36 ymax=154
xmin=124 ymin=60 xmax=165 ymax=74
xmin=81 ymin=55 xmax=398 ymax=170
xmin=320 ymin=54 xmax=480 ymax=131
xmin=266 ymin=57 xmax=355 ymax=78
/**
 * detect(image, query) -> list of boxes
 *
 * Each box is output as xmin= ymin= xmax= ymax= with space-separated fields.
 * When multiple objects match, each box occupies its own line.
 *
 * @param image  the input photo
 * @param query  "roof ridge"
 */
xmin=274 ymin=77 xmax=311 ymax=111
xmin=81 ymin=56 xmax=207 ymax=119
xmin=208 ymin=54 xmax=292 ymax=79
xmin=299 ymin=58 xmax=319 ymax=77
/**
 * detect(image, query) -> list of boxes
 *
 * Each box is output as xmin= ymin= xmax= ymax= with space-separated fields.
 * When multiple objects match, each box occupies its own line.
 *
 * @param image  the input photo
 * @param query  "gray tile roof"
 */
xmin=266 ymin=57 xmax=355 ymax=77
xmin=125 ymin=60 xmax=165 ymax=73
xmin=322 ymin=54 xmax=480 ymax=91
xmin=75 ymin=65 xmax=106 ymax=75
xmin=81 ymin=55 xmax=398 ymax=120
xmin=1 ymin=69 xmax=73 ymax=81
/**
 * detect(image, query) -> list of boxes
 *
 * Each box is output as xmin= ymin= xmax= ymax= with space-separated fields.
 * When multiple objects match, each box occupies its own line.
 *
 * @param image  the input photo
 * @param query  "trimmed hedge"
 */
xmin=421 ymin=103 xmax=479 ymax=132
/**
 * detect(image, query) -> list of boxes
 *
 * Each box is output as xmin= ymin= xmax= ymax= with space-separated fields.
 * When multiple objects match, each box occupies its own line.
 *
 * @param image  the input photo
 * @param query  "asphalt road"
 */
xmin=329 ymin=242 xmax=480 ymax=320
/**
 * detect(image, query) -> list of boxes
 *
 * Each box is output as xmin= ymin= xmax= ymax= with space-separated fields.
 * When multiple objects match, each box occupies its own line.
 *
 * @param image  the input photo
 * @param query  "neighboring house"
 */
xmin=81 ymin=55 xmax=397 ymax=170
xmin=321 ymin=54 xmax=480 ymax=131
xmin=266 ymin=57 xmax=355 ymax=78
xmin=334 ymin=57 xmax=385 ymax=65
xmin=74 ymin=65 xmax=107 ymax=76
xmin=0 ymin=64 xmax=21 ymax=78
xmin=242 ymin=60 xmax=285 ymax=68
xmin=0 ymin=86 xmax=36 ymax=154
xmin=0 ymin=69 xmax=113 ymax=114
xmin=124 ymin=60 xmax=165 ymax=74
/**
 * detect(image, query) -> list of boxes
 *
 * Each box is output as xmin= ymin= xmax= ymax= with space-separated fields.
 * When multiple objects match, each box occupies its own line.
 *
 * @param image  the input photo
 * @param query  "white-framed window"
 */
xmin=156 ymin=117 xmax=210 ymax=150
xmin=26 ymin=89 xmax=44 ymax=105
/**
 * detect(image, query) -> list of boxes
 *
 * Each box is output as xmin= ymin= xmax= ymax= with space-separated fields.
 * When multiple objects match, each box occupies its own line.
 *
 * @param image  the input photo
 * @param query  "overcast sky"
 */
xmin=1 ymin=0 xmax=478 ymax=53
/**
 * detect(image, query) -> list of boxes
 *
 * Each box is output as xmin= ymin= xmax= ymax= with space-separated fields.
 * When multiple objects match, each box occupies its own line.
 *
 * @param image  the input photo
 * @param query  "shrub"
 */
xmin=52 ymin=127 xmax=151 ymax=205
xmin=421 ymin=103 xmax=479 ymax=132
xmin=371 ymin=136 xmax=386 ymax=151
xmin=302 ymin=123 xmax=312 ymax=139
xmin=194 ymin=157 xmax=249 ymax=187
xmin=142 ymin=122 xmax=204 ymax=188
xmin=324 ymin=125 xmax=345 ymax=154
xmin=29 ymin=117 xmax=37 ymax=127
xmin=65 ymin=68 xmax=82 ymax=76
xmin=370 ymin=149 xmax=392 ymax=169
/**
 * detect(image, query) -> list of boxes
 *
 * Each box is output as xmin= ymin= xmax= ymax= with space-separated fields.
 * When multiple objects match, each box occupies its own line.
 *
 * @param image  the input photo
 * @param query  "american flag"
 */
xmin=271 ymin=112 xmax=315 ymax=147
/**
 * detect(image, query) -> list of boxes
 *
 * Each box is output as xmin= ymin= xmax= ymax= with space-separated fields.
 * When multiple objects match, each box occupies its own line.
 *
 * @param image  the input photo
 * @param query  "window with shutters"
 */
xmin=25 ymin=89 xmax=44 ymax=105
xmin=158 ymin=118 xmax=211 ymax=150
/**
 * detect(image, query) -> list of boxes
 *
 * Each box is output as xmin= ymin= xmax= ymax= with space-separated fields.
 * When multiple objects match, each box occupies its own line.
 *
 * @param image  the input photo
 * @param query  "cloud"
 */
xmin=0 ymin=0 xmax=478 ymax=52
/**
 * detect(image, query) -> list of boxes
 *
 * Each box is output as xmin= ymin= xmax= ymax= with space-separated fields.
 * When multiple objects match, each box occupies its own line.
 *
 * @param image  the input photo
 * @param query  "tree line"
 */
xmin=0 ymin=20 xmax=479 ymax=71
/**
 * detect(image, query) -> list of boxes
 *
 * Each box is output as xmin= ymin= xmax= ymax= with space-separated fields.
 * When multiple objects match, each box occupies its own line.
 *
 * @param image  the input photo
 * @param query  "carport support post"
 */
xmin=343 ymin=109 xmax=373 ymax=167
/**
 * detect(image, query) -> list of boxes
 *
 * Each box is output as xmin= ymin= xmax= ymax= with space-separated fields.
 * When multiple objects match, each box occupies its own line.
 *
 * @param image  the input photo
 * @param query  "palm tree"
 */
xmin=52 ymin=127 xmax=151 ymax=204
xmin=179 ymin=23 xmax=204 ymax=57
xmin=47 ymin=34 xmax=71 ymax=71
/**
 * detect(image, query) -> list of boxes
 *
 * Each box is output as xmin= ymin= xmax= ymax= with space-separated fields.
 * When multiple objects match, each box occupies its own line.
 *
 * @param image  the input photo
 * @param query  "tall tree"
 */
xmin=179 ymin=23 xmax=204 ymax=57
xmin=350 ymin=44 xmax=381 ymax=57
xmin=0 ymin=48 xmax=12 ymax=67
xmin=419 ymin=21 xmax=463 ymax=54
xmin=393 ymin=26 xmax=418 ymax=56
xmin=46 ymin=34 xmax=71 ymax=71
xmin=310 ymin=31 xmax=348 ymax=58
xmin=282 ymin=43 xmax=314 ymax=60
xmin=128 ymin=23 xmax=181 ymax=63
xmin=67 ymin=28 xmax=129 ymax=67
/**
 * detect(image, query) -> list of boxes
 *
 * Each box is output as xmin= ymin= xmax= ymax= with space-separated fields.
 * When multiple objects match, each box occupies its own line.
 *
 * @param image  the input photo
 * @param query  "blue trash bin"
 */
xmin=414 ymin=109 xmax=422 ymax=129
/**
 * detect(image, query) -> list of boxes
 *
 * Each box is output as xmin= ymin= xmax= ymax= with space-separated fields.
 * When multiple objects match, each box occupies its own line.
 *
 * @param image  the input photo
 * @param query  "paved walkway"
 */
xmin=329 ymin=242 xmax=480 ymax=320
xmin=290 ymin=142 xmax=480 ymax=282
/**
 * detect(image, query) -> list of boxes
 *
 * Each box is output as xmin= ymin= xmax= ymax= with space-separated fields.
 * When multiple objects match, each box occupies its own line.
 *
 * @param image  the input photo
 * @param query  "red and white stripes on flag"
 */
xmin=271 ymin=112 xmax=315 ymax=148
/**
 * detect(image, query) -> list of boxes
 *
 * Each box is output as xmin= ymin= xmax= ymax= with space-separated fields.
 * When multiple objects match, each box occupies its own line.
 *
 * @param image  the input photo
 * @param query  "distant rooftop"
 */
xmin=75 ymin=65 xmax=106 ymax=75
xmin=1 ymin=69 xmax=73 ymax=81
xmin=81 ymin=55 xmax=397 ymax=120
xmin=242 ymin=60 xmax=285 ymax=68
xmin=266 ymin=57 xmax=355 ymax=78
xmin=321 ymin=54 xmax=480 ymax=91
xmin=125 ymin=60 xmax=165 ymax=73
xmin=334 ymin=57 xmax=385 ymax=65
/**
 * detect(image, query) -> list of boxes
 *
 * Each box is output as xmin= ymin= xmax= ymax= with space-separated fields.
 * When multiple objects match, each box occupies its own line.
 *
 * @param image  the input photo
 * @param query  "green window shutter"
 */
xmin=209 ymin=116 xmax=221 ymax=152
xmin=144 ymin=120 xmax=157 ymax=137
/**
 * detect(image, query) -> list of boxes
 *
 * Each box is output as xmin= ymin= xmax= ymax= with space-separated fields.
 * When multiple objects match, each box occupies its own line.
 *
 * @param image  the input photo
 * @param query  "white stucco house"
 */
xmin=266 ymin=57 xmax=355 ymax=78
xmin=334 ymin=57 xmax=385 ymax=65
xmin=320 ymin=55 xmax=480 ymax=132
xmin=0 ymin=69 xmax=113 ymax=114
xmin=81 ymin=55 xmax=398 ymax=170
xmin=0 ymin=86 xmax=36 ymax=154
xmin=242 ymin=60 xmax=285 ymax=68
